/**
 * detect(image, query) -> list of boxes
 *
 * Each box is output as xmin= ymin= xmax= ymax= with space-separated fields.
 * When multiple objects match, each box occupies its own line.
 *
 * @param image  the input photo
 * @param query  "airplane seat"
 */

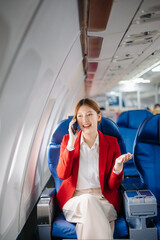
xmin=47 ymin=116 xmax=128 ymax=239
xmin=117 ymin=109 xmax=153 ymax=177
xmin=133 ymin=114 xmax=160 ymax=239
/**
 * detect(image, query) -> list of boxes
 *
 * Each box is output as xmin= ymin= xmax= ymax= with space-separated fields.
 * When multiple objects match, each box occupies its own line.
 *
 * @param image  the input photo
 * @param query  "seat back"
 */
xmin=117 ymin=109 xmax=153 ymax=177
xmin=133 ymin=114 xmax=160 ymax=206
xmin=48 ymin=116 xmax=126 ymax=193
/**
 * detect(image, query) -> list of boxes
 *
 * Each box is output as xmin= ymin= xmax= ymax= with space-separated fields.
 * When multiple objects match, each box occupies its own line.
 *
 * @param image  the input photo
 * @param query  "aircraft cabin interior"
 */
xmin=0 ymin=0 xmax=160 ymax=240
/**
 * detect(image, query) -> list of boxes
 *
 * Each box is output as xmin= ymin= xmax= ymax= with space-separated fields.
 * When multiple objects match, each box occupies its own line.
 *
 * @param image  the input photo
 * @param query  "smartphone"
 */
xmin=72 ymin=120 xmax=78 ymax=135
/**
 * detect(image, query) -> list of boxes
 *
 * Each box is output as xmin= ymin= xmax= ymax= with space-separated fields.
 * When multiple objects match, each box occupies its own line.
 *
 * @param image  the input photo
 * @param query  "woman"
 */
xmin=56 ymin=98 xmax=132 ymax=239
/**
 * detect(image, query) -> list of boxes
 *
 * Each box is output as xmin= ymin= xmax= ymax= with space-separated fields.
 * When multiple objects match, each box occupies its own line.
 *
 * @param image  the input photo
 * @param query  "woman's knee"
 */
xmin=80 ymin=193 xmax=100 ymax=209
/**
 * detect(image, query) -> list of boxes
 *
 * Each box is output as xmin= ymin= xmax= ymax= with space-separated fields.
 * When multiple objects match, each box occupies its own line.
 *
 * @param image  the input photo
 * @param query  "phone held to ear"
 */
xmin=72 ymin=121 xmax=78 ymax=135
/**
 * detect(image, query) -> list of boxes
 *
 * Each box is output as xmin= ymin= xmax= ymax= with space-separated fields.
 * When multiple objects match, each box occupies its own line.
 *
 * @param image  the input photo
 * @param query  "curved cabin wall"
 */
xmin=0 ymin=0 xmax=85 ymax=239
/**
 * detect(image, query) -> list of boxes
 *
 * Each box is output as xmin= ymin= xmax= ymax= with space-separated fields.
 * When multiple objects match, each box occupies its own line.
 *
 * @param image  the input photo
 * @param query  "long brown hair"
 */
xmin=73 ymin=98 xmax=101 ymax=124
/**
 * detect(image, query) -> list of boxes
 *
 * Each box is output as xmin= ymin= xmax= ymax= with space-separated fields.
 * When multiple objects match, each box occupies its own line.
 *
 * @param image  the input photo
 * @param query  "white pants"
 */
xmin=62 ymin=188 xmax=117 ymax=239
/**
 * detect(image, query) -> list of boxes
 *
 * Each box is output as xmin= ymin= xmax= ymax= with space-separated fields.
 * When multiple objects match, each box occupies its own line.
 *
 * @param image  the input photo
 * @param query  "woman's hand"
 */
xmin=114 ymin=152 xmax=133 ymax=172
xmin=67 ymin=118 xmax=79 ymax=148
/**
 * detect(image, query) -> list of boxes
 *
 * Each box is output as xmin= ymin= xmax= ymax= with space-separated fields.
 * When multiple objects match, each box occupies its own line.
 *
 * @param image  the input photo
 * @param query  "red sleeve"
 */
xmin=56 ymin=135 xmax=75 ymax=180
xmin=107 ymin=139 xmax=124 ymax=189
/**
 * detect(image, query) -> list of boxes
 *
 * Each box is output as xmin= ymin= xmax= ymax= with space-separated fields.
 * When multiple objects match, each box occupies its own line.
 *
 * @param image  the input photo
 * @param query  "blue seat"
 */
xmin=48 ymin=116 xmax=128 ymax=239
xmin=133 ymin=114 xmax=160 ymax=239
xmin=117 ymin=109 xmax=153 ymax=177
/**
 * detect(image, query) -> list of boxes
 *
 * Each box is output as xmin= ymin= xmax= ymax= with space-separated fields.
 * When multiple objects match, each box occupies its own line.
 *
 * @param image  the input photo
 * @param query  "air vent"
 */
xmin=121 ymin=30 xmax=160 ymax=47
xmin=113 ymin=54 xmax=134 ymax=62
xmin=109 ymin=66 xmax=121 ymax=72
xmin=127 ymin=31 xmax=159 ymax=39
xmin=134 ymin=5 xmax=160 ymax=24
xmin=148 ymin=5 xmax=160 ymax=12
xmin=122 ymin=39 xmax=152 ymax=47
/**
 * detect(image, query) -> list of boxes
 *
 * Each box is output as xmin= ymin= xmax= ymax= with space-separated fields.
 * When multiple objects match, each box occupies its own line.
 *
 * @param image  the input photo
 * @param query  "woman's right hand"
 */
xmin=67 ymin=118 xmax=79 ymax=148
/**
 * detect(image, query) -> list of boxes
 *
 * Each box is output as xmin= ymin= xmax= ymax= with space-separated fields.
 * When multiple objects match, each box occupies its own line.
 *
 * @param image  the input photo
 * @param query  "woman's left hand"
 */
xmin=114 ymin=152 xmax=133 ymax=172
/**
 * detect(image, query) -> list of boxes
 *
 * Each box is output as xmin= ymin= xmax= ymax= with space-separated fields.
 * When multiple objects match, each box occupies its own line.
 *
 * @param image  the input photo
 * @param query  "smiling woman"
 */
xmin=1 ymin=0 xmax=160 ymax=239
xmin=56 ymin=98 xmax=132 ymax=240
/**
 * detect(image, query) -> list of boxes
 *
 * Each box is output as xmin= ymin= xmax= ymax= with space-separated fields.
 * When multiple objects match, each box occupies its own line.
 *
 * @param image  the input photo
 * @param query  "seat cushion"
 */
xmin=114 ymin=215 xmax=129 ymax=238
xmin=52 ymin=212 xmax=77 ymax=239
xmin=52 ymin=212 xmax=128 ymax=239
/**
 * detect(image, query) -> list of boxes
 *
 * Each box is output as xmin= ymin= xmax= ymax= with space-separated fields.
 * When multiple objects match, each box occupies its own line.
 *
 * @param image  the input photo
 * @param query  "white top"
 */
xmin=76 ymin=133 xmax=100 ymax=190
xmin=67 ymin=132 xmax=122 ymax=190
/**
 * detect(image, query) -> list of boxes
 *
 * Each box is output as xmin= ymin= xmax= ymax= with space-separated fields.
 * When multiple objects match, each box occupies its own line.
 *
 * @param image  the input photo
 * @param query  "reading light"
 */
xmin=152 ymin=65 xmax=160 ymax=72
xmin=119 ymin=78 xmax=150 ymax=84
xmin=132 ymin=78 xmax=150 ymax=83
xmin=119 ymin=80 xmax=130 ymax=84
xmin=130 ymin=60 xmax=160 ymax=79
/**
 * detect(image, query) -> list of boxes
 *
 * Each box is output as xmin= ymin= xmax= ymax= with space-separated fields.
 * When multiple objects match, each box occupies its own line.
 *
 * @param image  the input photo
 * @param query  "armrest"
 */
xmin=37 ymin=187 xmax=56 ymax=226
xmin=121 ymin=177 xmax=146 ymax=191
xmin=121 ymin=178 xmax=157 ymax=218
xmin=121 ymin=184 xmax=158 ymax=240
xmin=123 ymin=189 xmax=157 ymax=219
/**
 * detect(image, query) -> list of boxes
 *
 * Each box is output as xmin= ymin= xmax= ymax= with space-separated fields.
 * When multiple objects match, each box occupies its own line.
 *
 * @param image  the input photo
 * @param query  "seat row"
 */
xmin=45 ymin=110 xmax=160 ymax=239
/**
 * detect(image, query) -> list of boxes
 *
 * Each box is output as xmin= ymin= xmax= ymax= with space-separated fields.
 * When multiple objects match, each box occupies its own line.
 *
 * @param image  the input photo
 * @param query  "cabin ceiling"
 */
xmin=79 ymin=0 xmax=160 ymax=97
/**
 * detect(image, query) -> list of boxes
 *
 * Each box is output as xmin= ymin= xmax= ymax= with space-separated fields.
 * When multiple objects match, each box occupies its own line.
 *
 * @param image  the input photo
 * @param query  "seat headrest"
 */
xmin=99 ymin=117 xmax=123 ymax=139
xmin=117 ymin=110 xmax=153 ymax=129
xmin=135 ymin=114 xmax=160 ymax=145
xmin=51 ymin=118 xmax=71 ymax=145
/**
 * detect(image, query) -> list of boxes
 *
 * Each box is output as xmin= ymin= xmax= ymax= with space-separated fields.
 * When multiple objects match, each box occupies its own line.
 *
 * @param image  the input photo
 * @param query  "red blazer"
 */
xmin=56 ymin=130 xmax=124 ymax=214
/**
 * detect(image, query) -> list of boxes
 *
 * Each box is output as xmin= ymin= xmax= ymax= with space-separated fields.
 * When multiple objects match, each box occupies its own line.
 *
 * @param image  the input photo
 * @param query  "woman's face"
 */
xmin=76 ymin=105 xmax=101 ymax=134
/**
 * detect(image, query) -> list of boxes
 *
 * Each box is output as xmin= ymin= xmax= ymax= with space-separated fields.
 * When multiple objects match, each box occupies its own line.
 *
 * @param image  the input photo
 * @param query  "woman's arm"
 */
xmin=56 ymin=135 xmax=75 ymax=179
xmin=57 ymin=118 xmax=79 ymax=180
xmin=107 ymin=140 xmax=123 ymax=189
xmin=107 ymin=140 xmax=132 ymax=190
